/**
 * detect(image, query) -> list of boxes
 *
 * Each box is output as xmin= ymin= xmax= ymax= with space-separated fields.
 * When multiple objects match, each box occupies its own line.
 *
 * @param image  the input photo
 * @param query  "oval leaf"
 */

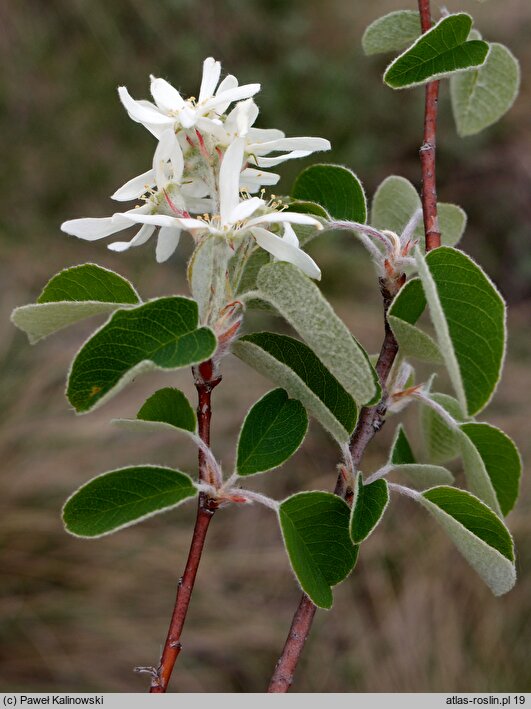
xmin=236 ymin=389 xmax=308 ymax=476
xmin=350 ymin=476 xmax=389 ymax=543
xmin=390 ymin=423 xmax=416 ymax=465
xmin=451 ymin=43 xmax=520 ymax=137
xmin=362 ymin=10 xmax=421 ymax=56
xmin=279 ymin=491 xmax=359 ymax=609
xmin=232 ymin=332 xmax=358 ymax=443
xmin=389 ymin=279 xmax=443 ymax=363
xmin=11 ymin=264 xmax=140 ymax=344
xmin=67 ymin=297 xmax=217 ymax=413
xmin=63 ymin=465 xmax=197 ymax=538
xmin=416 ymin=247 xmax=506 ymax=416
xmin=292 ymin=164 xmax=367 ymax=223
xmin=460 ymin=422 xmax=522 ymax=517
xmin=137 ymin=387 xmax=197 ymax=433
xmin=420 ymin=392 xmax=468 ymax=464
xmin=256 ymin=262 xmax=379 ymax=406
xmin=419 ymin=486 xmax=515 ymax=596
xmin=384 ymin=14 xmax=490 ymax=90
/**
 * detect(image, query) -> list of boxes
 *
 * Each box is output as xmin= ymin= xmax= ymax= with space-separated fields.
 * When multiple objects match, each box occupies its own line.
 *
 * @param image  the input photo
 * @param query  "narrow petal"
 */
xmin=247 ymin=127 xmax=285 ymax=143
xmin=111 ymin=169 xmax=155 ymax=201
xmin=251 ymin=227 xmax=321 ymax=280
xmin=195 ymin=116 xmax=227 ymax=141
xmin=282 ymin=222 xmax=300 ymax=247
xmin=229 ymin=197 xmax=265 ymax=224
xmin=118 ymin=87 xmax=174 ymax=127
xmin=108 ymin=224 xmax=155 ymax=252
xmin=150 ymin=77 xmax=185 ymax=112
xmin=156 ymin=226 xmax=181 ymax=262
xmin=214 ymin=74 xmax=238 ymax=114
xmin=246 ymin=211 xmax=323 ymax=229
xmin=153 ymin=129 xmax=184 ymax=187
xmin=247 ymin=137 xmax=331 ymax=156
xmin=202 ymin=84 xmax=260 ymax=113
xmin=219 ymin=137 xmax=245 ymax=226
xmin=254 ymin=151 xmax=311 ymax=168
xmin=121 ymin=212 xmax=207 ymax=232
xmin=240 ymin=167 xmax=280 ymax=189
xmin=225 ymin=99 xmax=259 ymax=138
xmin=61 ymin=215 xmax=130 ymax=241
xmin=198 ymin=58 xmax=222 ymax=104
xmin=179 ymin=104 xmax=198 ymax=128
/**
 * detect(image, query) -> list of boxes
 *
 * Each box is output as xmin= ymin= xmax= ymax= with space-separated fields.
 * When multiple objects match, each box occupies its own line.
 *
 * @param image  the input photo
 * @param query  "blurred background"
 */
xmin=1 ymin=0 xmax=530 ymax=693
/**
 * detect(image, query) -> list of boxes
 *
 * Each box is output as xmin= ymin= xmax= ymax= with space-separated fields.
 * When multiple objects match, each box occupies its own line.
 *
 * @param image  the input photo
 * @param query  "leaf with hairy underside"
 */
xmin=417 ymin=486 xmax=516 ymax=596
xmin=371 ymin=176 xmax=466 ymax=249
xmin=362 ymin=10 xmax=421 ymax=56
xmin=279 ymin=491 xmax=359 ymax=609
xmin=459 ymin=423 xmax=522 ymax=517
xmin=67 ymin=297 xmax=216 ymax=414
xmin=384 ymin=14 xmax=489 ymax=90
xmin=255 ymin=262 xmax=378 ymax=406
xmin=350 ymin=476 xmax=389 ymax=543
xmin=188 ymin=236 xmax=233 ymax=326
xmin=451 ymin=43 xmax=520 ymax=137
xmin=416 ymin=247 xmax=506 ymax=416
xmin=292 ymin=164 xmax=367 ymax=223
xmin=232 ymin=248 xmax=271 ymax=296
xmin=388 ymin=424 xmax=454 ymax=486
xmin=388 ymin=279 xmax=443 ymax=363
xmin=236 ymin=389 xmax=308 ymax=476
xmin=420 ymin=392 xmax=469 ymax=464
xmin=11 ymin=264 xmax=140 ymax=344
xmin=63 ymin=465 xmax=197 ymax=538
xmin=232 ymin=332 xmax=358 ymax=444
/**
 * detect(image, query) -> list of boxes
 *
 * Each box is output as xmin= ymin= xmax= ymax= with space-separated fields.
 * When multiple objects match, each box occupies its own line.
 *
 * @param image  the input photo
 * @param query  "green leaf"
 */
xmin=256 ymin=262 xmax=378 ymax=405
xmin=67 ymin=297 xmax=217 ymax=413
xmin=292 ymin=164 xmax=367 ymax=223
xmin=284 ymin=199 xmax=330 ymax=220
xmin=389 ymin=424 xmax=454 ymax=485
xmin=416 ymin=247 xmax=506 ymax=416
xmin=236 ymin=389 xmax=308 ymax=476
xmin=419 ymin=486 xmax=515 ymax=596
xmin=232 ymin=332 xmax=358 ymax=443
xmin=451 ymin=43 xmax=520 ymax=137
xmin=137 ymin=388 xmax=197 ymax=433
xmin=384 ymin=14 xmax=490 ymax=90
xmin=460 ymin=423 xmax=522 ymax=517
xmin=350 ymin=476 xmax=389 ymax=543
xmin=388 ymin=279 xmax=443 ymax=363
xmin=279 ymin=492 xmax=359 ymax=609
xmin=188 ymin=236 xmax=233 ymax=325
xmin=63 ymin=465 xmax=197 ymax=538
xmin=390 ymin=423 xmax=415 ymax=464
xmin=371 ymin=176 xmax=466 ymax=248
xmin=11 ymin=264 xmax=140 ymax=344
xmin=420 ymin=392 xmax=468 ymax=464
xmin=362 ymin=10 xmax=421 ymax=56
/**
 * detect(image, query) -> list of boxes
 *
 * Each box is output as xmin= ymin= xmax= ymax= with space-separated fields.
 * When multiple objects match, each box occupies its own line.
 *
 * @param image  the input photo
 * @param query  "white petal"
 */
xmin=214 ymin=74 xmax=238 ymax=114
xmin=251 ymin=227 xmax=321 ymax=280
xmin=198 ymin=58 xmax=222 ymax=104
xmin=108 ymin=224 xmax=155 ymax=252
xmin=225 ymin=99 xmax=259 ymax=138
xmin=254 ymin=151 xmax=311 ymax=167
xmin=179 ymin=104 xmax=198 ymax=128
xmin=229 ymin=197 xmax=265 ymax=223
xmin=202 ymin=84 xmax=260 ymax=113
xmin=247 ymin=137 xmax=331 ymax=156
xmin=111 ymin=169 xmax=155 ymax=201
xmin=61 ymin=214 xmax=130 ymax=240
xmin=156 ymin=226 xmax=181 ymax=262
xmin=282 ymin=222 xmax=299 ymax=247
xmin=150 ymin=77 xmax=185 ymax=112
xmin=153 ymin=129 xmax=184 ymax=187
xmin=121 ymin=212 xmax=207 ymax=231
xmin=240 ymin=167 xmax=280 ymax=188
xmin=195 ymin=116 xmax=227 ymax=141
xmin=118 ymin=87 xmax=174 ymax=127
xmin=246 ymin=211 xmax=323 ymax=229
xmin=219 ymin=138 xmax=245 ymax=226
xmin=247 ymin=127 xmax=285 ymax=143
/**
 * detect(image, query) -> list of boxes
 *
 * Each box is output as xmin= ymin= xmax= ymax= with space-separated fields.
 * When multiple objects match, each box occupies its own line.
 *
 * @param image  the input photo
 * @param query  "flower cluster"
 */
xmin=61 ymin=58 xmax=330 ymax=277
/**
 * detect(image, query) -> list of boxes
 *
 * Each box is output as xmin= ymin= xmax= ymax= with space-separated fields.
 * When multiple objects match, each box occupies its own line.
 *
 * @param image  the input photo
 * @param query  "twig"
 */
xmin=148 ymin=360 xmax=221 ymax=693
xmin=418 ymin=0 xmax=441 ymax=252
xmin=268 ymin=1 xmax=442 ymax=691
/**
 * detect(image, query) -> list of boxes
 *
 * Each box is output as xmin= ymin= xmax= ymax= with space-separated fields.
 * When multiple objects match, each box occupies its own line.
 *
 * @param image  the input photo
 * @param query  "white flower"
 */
xmin=61 ymin=130 xmax=203 ymax=263
xmin=205 ymin=99 xmax=331 ymax=193
xmin=121 ymin=138 xmax=323 ymax=279
xmin=118 ymin=58 xmax=260 ymax=139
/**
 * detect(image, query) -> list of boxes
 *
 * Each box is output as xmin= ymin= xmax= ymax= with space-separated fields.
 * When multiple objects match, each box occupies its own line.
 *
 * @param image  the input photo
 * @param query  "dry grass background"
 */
xmin=1 ymin=0 xmax=530 ymax=693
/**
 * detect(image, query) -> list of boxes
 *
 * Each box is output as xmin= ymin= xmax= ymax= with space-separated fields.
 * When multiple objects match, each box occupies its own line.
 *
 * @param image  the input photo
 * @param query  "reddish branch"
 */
xmin=418 ymin=0 xmax=441 ymax=251
xmin=148 ymin=360 xmax=221 ymax=693
xmin=268 ymin=1 xmax=441 ymax=692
